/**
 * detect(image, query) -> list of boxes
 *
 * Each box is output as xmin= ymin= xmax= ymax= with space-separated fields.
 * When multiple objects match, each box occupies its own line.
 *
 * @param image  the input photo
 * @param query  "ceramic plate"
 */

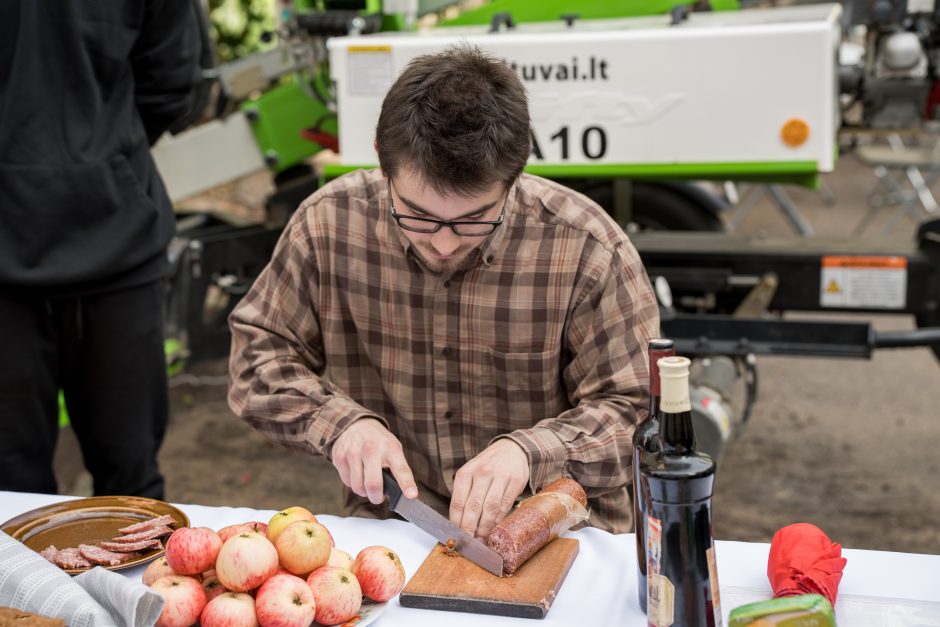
xmin=1 ymin=496 xmax=189 ymax=574
xmin=334 ymin=599 xmax=388 ymax=627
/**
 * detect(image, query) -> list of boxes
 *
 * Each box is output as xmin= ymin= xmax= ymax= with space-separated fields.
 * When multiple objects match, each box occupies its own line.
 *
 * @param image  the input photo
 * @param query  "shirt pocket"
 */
xmin=483 ymin=347 xmax=570 ymax=440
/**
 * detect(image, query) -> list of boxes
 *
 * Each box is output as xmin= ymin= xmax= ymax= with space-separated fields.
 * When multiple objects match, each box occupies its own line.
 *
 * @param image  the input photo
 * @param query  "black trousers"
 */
xmin=0 ymin=280 xmax=168 ymax=498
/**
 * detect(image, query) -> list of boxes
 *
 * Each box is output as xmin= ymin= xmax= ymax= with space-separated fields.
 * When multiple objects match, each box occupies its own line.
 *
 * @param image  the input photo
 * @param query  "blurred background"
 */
xmin=46 ymin=0 xmax=940 ymax=556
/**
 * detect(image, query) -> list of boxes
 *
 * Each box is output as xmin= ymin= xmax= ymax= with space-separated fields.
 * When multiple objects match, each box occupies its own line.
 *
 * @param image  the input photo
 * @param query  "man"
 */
xmin=0 ymin=1 xmax=200 ymax=498
xmin=228 ymin=45 xmax=659 ymax=537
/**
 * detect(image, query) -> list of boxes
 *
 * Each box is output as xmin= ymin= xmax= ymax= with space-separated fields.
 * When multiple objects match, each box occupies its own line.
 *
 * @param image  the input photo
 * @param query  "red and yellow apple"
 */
xmin=165 ymin=527 xmax=223 ymax=576
xmin=274 ymin=520 xmax=331 ymax=576
xmin=254 ymin=573 xmax=317 ymax=627
xmin=200 ymin=591 xmax=258 ymax=627
xmin=151 ymin=575 xmax=208 ymax=627
xmin=306 ymin=566 xmax=362 ymax=625
xmin=142 ymin=557 xmax=176 ymax=586
xmin=351 ymin=546 xmax=406 ymax=602
xmin=266 ymin=507 xmax=317 ymax=546
xmin=215 ymin=531 xmax=279 ymax=593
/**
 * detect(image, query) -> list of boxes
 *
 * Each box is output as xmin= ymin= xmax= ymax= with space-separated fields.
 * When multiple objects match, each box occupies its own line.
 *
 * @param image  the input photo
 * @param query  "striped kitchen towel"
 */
xmin=0 ymin=531 xmax=163 ymax=626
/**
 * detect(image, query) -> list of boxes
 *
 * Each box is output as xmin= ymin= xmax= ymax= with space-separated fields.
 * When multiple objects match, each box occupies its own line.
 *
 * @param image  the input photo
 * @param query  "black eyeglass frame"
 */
xmin=387 ymin=180 xmax=508 ymax=237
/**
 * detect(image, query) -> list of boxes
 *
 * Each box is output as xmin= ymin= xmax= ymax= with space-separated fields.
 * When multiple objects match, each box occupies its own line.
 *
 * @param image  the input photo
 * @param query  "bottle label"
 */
xmin=647 ymin=575 xmax=675 ymax=627
xmin=646 ymin=515 xmax=674 ymax=626
xmin=707 ymin=546 xmax=723 ymax=627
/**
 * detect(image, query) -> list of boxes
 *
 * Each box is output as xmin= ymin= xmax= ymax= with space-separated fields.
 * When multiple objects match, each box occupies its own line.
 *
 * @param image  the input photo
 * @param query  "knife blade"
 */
xmin=382 ymin=470 xmax=504 ymax=577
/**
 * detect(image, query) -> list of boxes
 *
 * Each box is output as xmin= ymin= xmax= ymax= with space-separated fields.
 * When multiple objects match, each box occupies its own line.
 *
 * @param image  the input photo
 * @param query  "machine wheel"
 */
xmin=631 ymin=182 xmax=724 ymax=232
xmin=562 ymin=179 xmax=724 ymax=232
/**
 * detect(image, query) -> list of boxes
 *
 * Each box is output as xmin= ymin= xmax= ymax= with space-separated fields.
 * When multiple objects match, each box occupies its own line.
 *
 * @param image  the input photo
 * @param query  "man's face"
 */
xmin=387 ymin=169 xmax=507 ymax=274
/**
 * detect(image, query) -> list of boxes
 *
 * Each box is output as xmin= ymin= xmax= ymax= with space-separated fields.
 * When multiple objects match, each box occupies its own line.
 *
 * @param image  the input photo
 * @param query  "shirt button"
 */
xmin=443 ymin=280 xmax=451 ymax=288
xmin=444 ymin=410 xmax=454 ymax=419
xmin=441 ymin=347 xmax=452 ymax=357
xmin=486 ymin=255 xmax=495 ymax=263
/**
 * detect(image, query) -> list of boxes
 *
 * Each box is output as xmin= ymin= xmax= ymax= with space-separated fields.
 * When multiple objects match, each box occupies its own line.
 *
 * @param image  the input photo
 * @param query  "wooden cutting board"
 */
xmin=399 ymin=538 xmax=579 ymax=619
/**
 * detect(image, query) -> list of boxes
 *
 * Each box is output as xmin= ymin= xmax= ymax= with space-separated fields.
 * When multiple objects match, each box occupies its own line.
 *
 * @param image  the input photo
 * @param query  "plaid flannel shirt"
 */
xmin=228 ymin=169 xmax=659 ymax=532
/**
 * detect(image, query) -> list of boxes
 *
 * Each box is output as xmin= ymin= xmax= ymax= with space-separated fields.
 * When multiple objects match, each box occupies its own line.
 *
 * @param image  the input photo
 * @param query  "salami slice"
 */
xmin=39 ymin=545 xmax=59 ymax=563
xmin=53 ymin=547 xmax=93 ymax=570
xmin=110 ymin=525 xmax=173 ymax=543
xmin=485 ymin=477 xmax=589 ymax=574
xmin=99 ymin=539 xmax=162 ymax=553
xmin=117 ymin=514 xmax=176 ymax=534
xmin=79 ymin=544 xmax=140 ymax=566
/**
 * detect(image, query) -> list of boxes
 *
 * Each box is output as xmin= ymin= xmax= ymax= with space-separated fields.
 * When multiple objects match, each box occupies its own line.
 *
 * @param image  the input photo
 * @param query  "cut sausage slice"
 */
xmin=116 ymin=515 xmax=176 ymax=534
xmin=53 ymin=547 xmax=92 ymax=570
xmin=39 ymin=545 xmax=59 ymax=563
xmin=110 ymin=525 xmax=173 ymax=543
xmin=98 ymin=539 xmax=162 ymax=553
xmin=79 ymin=544 xmax=140 ymax=566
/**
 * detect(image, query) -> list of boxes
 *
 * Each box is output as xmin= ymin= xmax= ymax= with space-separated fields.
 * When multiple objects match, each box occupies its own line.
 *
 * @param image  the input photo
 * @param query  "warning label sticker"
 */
xmin=820 ymin=256 xmax=907 ymax=309
xmin=346 ymin=45 xmax=394 ymax=96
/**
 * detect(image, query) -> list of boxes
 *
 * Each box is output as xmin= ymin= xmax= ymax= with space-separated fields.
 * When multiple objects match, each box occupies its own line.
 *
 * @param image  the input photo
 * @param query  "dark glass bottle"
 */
xmin=632 ymin=338 xmax=675 ymax=613
xmin=640 ymin=356 xmax=721 ymax=627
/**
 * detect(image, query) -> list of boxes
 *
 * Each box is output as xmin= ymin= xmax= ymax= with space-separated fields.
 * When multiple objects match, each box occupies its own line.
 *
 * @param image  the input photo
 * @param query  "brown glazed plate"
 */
xmin=1 ymin=496 xmax=189 ymax=574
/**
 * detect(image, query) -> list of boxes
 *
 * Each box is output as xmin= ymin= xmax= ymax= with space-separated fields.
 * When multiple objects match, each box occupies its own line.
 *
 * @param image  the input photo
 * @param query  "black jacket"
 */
xmin=0 ymin=0 xmax=200 ymax=292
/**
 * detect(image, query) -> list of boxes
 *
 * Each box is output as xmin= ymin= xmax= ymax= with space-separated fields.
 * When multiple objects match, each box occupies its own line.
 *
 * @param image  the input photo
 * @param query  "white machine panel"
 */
xmin=328 ymin=4 xmax=842 ymax=174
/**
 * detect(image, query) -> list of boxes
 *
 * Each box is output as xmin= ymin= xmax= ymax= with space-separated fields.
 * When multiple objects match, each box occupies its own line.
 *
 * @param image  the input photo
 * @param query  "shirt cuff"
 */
xmin=495 ymin=426 xmax=568 ymax=495
xmin=305 ymin=397 xmax=388 ymax=458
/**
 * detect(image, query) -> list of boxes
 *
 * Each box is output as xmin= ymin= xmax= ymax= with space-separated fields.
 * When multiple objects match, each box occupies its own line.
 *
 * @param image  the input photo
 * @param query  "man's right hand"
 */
xmin=330 ymin=418 xmax=418 ymax=505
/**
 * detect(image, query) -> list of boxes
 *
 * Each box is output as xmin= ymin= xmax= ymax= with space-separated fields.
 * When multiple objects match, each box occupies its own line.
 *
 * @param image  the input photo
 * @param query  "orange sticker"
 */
xmin=822 ymin=255 xmax=907 ymax=269
xmin=781 ymin=118 xmax=810 ymax=147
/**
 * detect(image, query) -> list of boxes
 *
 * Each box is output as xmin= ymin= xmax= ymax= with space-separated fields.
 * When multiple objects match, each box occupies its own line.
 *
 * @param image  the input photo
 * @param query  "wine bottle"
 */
xmin=632 ymin=338 xmax=675 ymax=613
xmin=641 ymin=356 xmax=722 ymax=627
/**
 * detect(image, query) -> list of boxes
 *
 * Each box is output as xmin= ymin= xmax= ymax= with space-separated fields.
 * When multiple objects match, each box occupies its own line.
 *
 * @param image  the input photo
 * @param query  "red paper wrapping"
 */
xmin=767 ymin=523 xmax=847 ymax=606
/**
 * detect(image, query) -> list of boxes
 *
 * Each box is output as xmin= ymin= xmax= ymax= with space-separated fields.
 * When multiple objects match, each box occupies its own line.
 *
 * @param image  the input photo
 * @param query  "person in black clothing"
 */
xmin=0 ymin=1 xmax=201 ymax=498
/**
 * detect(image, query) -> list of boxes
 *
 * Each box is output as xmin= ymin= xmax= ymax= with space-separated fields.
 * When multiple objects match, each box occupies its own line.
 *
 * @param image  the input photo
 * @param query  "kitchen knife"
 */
xmin=382 ymin=470 xmax=504 ymax=577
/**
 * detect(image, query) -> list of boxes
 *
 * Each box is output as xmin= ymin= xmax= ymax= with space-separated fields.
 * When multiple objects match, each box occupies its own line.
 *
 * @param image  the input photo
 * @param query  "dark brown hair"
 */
xmin=375 ymin=44 xmax=530 ymax=197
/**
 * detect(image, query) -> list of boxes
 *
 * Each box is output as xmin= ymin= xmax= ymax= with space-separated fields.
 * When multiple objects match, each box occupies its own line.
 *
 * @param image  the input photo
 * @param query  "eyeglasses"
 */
xmin=387 ymin=180 xmax=507 ymax=237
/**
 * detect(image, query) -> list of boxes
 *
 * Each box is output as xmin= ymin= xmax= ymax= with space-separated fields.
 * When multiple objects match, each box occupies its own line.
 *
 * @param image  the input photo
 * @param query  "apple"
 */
xmin=218 ymin=521 xmax=268 ymax=544
xmin=312 ymin=520 xmax=335 ymax=548
xmin=200 ymin=591 xmax=258 ymax=627
xmin=202 ymin=573 xmax=228 ymax=601
xmin=151 ymin=575 xmax=208 ymax=627
xmin=165 ymin=527 xmax=222 ymax=575
xmin=274 ymin=520 xmax=331 ymax=576
xmin=142 ymin=557 xmax=176 ymax=586
xmin=306 ymin=566 xmax=362 ymax=626
xmin=327 ymin=548 xmax=353 ymax=569
xmin=266 ymin=506 xmax=317 ymax=545
xmin=351 ymin=546 xmax=406 ymax=602
xmin=215 ymin=531 xmax=279 ymax=593
xmin=254 ymin=573 xmax=316 ymax=627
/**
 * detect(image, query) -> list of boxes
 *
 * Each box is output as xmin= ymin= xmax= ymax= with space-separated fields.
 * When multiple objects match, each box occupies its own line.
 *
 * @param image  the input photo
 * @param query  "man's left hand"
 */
xmin=450 ymin=439 xmax=530 ymax=539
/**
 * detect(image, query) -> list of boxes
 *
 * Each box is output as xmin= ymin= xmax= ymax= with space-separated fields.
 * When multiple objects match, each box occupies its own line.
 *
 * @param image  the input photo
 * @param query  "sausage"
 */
xmin=52 ymin=547 xmax=92 ymax=570
xmin=99 ymin=539 xmax=162 ymax=553
xmin=79 ymin=544 xmax=140 ymax=566
xmin=117 ymin=514 xmax=176 ymax=534
xmin=485 ymin=477 xmax=588 ymax=575
xmin=39 ymin=545 xmax=59 ymax=563
xmin=110 ymin=525 xmax=173 ymax=543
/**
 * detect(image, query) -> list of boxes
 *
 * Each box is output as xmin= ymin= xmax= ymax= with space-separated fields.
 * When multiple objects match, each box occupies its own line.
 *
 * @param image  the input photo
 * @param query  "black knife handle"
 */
xmin=382 ymin=469 xmax=402 ymax=509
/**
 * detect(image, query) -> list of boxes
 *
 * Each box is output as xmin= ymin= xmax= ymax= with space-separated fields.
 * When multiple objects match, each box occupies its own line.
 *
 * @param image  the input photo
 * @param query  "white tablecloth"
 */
xmin=2 ymin=492 xmax=938 ymax=625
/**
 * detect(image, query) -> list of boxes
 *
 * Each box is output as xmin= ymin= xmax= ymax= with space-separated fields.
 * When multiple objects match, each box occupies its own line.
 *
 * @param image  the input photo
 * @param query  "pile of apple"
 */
xmin=143 ymin=506 xmax=406 ymax=627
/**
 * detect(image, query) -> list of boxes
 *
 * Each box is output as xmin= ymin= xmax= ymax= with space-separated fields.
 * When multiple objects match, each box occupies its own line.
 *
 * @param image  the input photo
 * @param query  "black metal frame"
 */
xmin=636 ymin=218 xmax=940 ymax=360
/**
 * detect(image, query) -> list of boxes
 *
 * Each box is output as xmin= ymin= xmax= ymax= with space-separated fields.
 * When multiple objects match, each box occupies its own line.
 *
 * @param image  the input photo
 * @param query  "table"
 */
xmin=2 ymin=492 xmax=938 ymax=625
